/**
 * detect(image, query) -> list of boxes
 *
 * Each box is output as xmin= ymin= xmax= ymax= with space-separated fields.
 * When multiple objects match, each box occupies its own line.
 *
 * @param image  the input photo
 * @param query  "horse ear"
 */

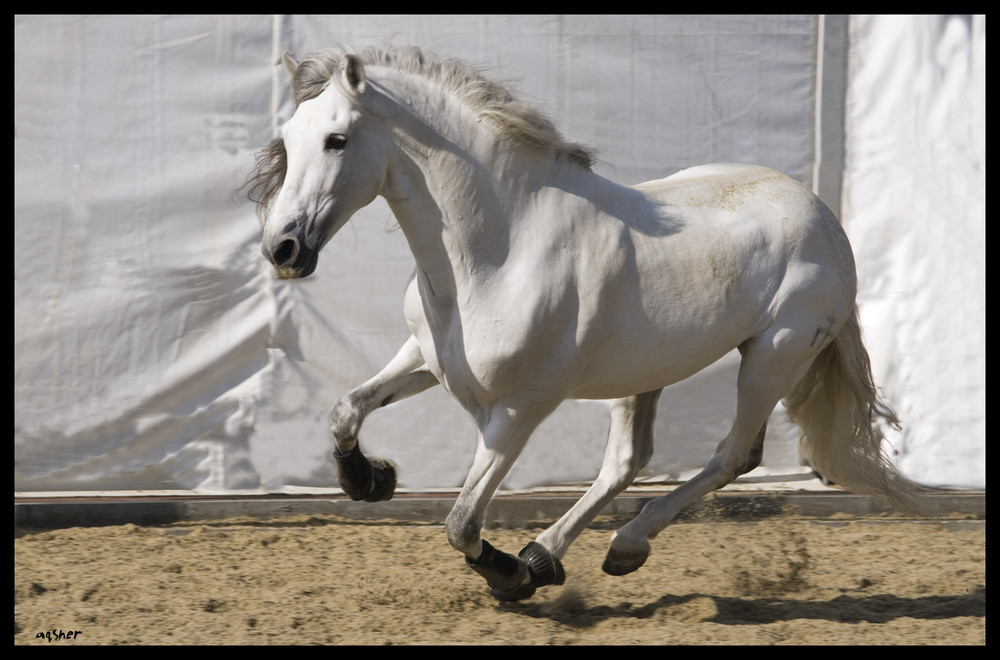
xmin=282 ymin=51 xmax=298 ymax=78
xmin=342 ymin=53 xmax=366 ymax=95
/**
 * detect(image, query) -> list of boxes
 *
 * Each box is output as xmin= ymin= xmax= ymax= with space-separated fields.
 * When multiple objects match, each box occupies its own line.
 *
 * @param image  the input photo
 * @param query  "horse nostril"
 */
xmin=274 ymin=238 xmax=297 ymax=266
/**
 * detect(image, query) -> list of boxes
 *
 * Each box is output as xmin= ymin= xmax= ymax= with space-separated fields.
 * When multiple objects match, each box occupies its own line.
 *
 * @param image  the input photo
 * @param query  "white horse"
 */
xmin=247 ymin=46 xmax=922 ymax=601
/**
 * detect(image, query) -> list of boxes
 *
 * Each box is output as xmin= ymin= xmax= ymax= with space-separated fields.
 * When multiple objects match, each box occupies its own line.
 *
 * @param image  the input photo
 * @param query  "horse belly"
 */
xmin=566 ymin=219 xmax=775 ymax=399
xmin=567 ymin=318 xmax=749 ymax=400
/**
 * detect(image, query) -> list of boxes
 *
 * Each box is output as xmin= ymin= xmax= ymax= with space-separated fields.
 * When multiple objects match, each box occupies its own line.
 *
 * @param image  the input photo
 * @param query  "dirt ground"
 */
xmin=15 ymin=511 xmax=985 ymax=646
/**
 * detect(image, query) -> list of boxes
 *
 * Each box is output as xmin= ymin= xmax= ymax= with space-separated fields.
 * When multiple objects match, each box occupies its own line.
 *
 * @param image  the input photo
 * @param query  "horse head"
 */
xmin=259 ymin=53 xmax=388 ymax=279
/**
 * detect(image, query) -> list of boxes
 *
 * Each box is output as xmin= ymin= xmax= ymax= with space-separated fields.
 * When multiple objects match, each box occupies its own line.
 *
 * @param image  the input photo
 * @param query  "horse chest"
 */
xmin=407 ymin=269 xmax=581 ymax=406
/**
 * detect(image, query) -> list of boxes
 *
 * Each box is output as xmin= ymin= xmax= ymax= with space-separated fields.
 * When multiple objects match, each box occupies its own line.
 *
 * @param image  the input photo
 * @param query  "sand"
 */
xmin=15 ymin=509 xmax=984 ymax=646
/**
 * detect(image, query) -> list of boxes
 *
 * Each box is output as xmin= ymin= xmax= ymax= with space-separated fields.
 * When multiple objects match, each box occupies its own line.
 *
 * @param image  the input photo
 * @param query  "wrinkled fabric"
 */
xmin=13 ymin=15 xmax=984 ymax=493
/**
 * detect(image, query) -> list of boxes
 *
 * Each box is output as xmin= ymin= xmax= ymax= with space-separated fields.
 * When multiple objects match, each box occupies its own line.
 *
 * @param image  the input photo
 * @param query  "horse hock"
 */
xmin=333 ymin=444 xmax=397 ymax=502
xmin=467 ymin=540 xmax=566 ymax=602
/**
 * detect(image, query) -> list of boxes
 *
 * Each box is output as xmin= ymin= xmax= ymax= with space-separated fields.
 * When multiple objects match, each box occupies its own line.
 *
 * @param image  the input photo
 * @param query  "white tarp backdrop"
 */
xmin=14 ymin=15 xmax=985 ymax=494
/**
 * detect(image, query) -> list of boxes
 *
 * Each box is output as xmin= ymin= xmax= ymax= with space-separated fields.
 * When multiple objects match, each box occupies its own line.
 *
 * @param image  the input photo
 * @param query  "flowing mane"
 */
xmin=295 ymin=46 xmax=596 ymax=167
xmin=245 ymin=46 xmax=595 ymax=217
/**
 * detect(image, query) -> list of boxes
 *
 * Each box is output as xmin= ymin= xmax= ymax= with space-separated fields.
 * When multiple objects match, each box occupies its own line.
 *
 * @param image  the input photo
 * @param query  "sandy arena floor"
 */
xmin=15 ymin=509 xmax=985 ymax=645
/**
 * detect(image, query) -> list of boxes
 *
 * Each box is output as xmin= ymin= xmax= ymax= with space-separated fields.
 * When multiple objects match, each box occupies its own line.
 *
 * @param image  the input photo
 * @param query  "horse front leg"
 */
xmin=331 ymin=335 xmax=437 ymax=502
xmin=445 ymin=401 xmax=563 ymax=602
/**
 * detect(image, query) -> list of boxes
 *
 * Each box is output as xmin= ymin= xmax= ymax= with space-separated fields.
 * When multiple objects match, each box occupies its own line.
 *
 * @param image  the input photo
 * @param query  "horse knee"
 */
xmin=330 ymin=394 xmax=365 ymax=443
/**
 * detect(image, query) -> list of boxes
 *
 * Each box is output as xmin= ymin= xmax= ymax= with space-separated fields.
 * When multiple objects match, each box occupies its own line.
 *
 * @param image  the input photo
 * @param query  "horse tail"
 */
xmin=783 ymin=309 xmax=924 ymax=512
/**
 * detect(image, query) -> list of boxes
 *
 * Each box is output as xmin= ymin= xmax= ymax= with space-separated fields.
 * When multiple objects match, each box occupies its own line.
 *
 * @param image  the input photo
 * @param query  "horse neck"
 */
xmin=371 ymin=74 xmax=556 ymax=292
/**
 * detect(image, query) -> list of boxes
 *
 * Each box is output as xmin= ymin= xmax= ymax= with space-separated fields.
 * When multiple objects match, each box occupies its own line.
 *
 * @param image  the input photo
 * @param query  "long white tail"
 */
xmin=784 ymin=309 xmax=924 ymax=512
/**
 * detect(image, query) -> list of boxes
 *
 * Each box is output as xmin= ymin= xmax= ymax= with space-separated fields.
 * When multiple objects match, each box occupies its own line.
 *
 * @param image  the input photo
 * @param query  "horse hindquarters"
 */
xmin=601 ymin=315 xmax=837 ymax=575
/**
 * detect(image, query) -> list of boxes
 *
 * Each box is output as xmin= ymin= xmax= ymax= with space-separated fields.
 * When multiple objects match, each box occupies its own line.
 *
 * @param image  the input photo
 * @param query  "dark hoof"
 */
xmin=333 ymin=444 xmax=397 ymax=502
xmin=602 ymin=545 xmax=649 ymax=576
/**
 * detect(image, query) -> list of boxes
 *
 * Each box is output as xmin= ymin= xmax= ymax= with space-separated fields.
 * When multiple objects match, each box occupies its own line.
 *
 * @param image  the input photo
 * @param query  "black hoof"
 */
xmin=333 ymin=444 xmax=397 ymax=502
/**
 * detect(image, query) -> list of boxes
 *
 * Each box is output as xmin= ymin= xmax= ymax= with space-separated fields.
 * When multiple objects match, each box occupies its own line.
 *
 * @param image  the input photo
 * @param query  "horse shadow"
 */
xmin=501 ymin=584 xmax=986 ymax=629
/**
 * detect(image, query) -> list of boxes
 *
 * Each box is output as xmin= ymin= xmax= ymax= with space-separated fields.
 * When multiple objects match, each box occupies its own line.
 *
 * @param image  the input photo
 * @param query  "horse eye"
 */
xmin=324 ymin=134 xmax=347 ymax=151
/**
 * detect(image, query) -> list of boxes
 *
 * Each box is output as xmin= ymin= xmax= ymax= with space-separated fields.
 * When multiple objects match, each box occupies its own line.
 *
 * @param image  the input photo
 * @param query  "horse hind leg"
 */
xmin=603 ymin=331 xmax=816 ymax=576
xmin=331 ymin=335 xmax=438 ymax=502
xmin=532 ymin=390 xmax=662 ymax=560
xmin=733 ymin=421 xmax=766 ymax=476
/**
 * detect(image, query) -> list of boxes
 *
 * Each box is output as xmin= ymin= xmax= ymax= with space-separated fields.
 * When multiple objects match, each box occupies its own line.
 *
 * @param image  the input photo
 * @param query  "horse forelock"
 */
xmin=243 ymin=137 xmax=287 ymax=219
xmin=290 ymin=45 xmax=596 ymax=170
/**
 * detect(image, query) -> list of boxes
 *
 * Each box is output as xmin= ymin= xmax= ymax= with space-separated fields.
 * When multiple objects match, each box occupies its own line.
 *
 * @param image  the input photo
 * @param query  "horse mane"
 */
xmin=245 ymin=45 xmax=596 ymax=216
xmin=299 ymin=46 xmax=596 ymax=168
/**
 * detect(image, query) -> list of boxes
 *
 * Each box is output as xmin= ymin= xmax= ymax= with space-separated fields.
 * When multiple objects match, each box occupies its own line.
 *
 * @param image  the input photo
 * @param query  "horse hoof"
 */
xmin=602 ymin=542 xmax=650 ymax=576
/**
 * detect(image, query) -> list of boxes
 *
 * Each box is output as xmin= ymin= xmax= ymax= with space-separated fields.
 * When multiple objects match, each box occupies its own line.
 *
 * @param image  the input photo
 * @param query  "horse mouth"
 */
xmin=273 ymin=262 xmax=316 ymax=280
xmin=274 ymin=266 xmax=308 ymax=280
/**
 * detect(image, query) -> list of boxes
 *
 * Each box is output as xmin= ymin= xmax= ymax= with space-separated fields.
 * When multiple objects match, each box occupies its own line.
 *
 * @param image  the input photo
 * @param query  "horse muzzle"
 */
xmin=262 ymin=235 xmax=319 ymax=279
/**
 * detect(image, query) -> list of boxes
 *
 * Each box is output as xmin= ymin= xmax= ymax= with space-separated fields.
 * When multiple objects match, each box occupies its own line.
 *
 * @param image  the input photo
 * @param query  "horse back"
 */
xmin=559 ymin=164 xmax=858 ymax=397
